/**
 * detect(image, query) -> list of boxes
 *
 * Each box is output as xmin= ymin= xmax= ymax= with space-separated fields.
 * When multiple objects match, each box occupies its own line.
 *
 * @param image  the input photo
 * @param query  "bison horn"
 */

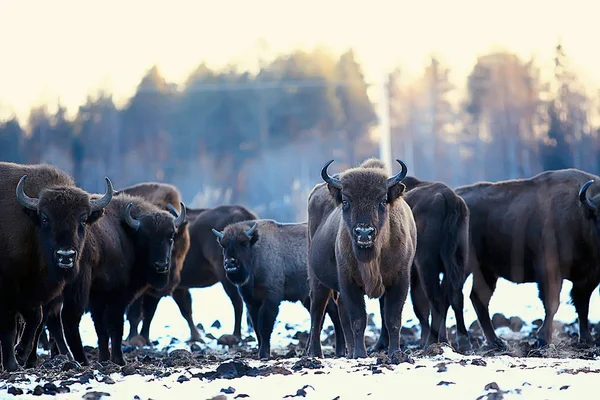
xmin=211 ymin=228 xmax=224 ymax=239
xmin=90 ymin=177 xmax=114 ymax=212
xmin=124 ymin=202 xmax=141 ymax=231
xmin=321 ymin=160 xmax=342 ymax=189
xmin=387 ymin=159 xmax=408 ymax=188
xmin=245 ymin=222 xmax=258 ymax=239
xmin=173 ymin=202 xmax=186 ymax=228
xmin=579 ymin=180 xmax=598 ymax=212
xmin=16 ymin=175 xmax=39 ymax=211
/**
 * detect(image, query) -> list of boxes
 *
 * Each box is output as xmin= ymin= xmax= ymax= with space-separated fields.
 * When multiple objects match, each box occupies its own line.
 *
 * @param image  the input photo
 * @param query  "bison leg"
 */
xmin=324 ymin=297 xmax=346 ymax=357
xmin=246 ymin=303 xmax=261 ymax=351
xmin=61 ymin=308 xmax=88 ymax=366
xmin=256 ymin=298 xmax=280 ymax=359
xmin=107 ymin=302 xmax=127 ymax=365
xmin=306 ymin=282 xmax=331 ymax=358
xmin=336 ymin=297 xmax=355 ymax=357
xmin=372 ymin=296 xmax=389 ymax=351
xmin=424 ymin=272 xmax=450 ymax=346
xmin=125 ymin=296 xmax=143 ymax=341
xmin=0 ymin=309 xmax=20 ymax=372
xmin=221 ymin=279 xmax=244 ymax=339
xmin=470 ymin=267 xmax=505 ymax=349
xmin=139 ymin=294 xmax=161 ymax=344
xmin=571 ymin=282 xmax=597 ymax=345
xmin=339 ymin=282 xmax=368 ymax=359
xmin=535 ymin=269 xmax=563 ymax=348
xmin=45 ymin=308 xmax=74 ymax=360
xmin=172 ymin=288 xmax=202 ymax=342
xmin=25 ymin=317 xmax=49 ymax=368
xmin=383 ymin=282 xmax=409 ymax=355
xmin=89 ymin=301 xmax=111 ymax=362
xmin=15 ymin=305 xmax=42 ymax=367
xmin=410 ymin=272 xmax=431 ymax=348
xmin=448 ymin=278 xmax=471 ymax=352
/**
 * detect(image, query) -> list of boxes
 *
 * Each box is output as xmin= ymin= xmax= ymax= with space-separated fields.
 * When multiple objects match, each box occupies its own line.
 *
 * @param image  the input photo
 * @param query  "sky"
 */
xmin=1 ymin=0 xmax=599 ymax=122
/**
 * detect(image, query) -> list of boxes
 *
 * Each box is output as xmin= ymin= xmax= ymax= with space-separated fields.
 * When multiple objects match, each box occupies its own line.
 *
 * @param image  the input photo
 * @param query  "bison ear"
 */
xmin=87 ymin=209 xmax=105 ymax=225
xmin=387 ymin=182 xmax=406 ymax=204
xmin=327 ymin=184 xmax=342 ymax=206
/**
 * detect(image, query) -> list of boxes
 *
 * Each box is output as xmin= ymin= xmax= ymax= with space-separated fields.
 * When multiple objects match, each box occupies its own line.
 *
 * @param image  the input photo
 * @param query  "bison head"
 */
xmin=212 ymin=222 xmax=259 ymax=287
xmin=16 ymin=175 xmax=113 ymax=280
xmin=321 ymin=159 xmax=407 ymax=262
xmin=123 ymin=201 xmax=186 ymax=290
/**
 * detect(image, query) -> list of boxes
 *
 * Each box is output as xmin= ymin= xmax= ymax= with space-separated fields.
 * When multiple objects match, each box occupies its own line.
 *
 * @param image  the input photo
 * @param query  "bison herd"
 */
xmin=1 ymin=157 xmax=600 ymax=372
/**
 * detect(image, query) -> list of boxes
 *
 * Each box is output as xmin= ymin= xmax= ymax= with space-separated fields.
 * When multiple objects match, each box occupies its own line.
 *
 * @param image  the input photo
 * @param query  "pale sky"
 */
xmin=1 ymin=0 xmax=599 ymax=122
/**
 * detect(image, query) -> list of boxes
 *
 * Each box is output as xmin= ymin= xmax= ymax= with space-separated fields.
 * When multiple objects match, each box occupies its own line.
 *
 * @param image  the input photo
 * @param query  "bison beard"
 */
xmin=307 ymin=158 xmax=417 ymax=359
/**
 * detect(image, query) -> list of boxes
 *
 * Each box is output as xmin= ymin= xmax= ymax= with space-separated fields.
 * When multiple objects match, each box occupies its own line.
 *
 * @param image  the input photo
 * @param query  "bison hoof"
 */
xmin=533 ymin=338 xmax=548 ymax=349
xmin=111 ymin=357 xmax=126 ymax=366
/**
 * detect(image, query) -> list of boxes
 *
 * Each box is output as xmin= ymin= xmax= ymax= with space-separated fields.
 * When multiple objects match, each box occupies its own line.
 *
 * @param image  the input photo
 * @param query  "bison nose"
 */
xmin=154 ymin=261 xmax=169 ymax=274
xmin=55 ymin=248 xmax=76 ymax=269
xmin=224 ymin=258 xmax=239 ymax=273
xmin=353 ymin=225 xmax=375 ymax=248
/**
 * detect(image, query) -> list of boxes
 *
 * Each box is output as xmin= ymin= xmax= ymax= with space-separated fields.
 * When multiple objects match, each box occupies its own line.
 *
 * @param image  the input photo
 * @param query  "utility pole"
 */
xmin=378 ymin=74 xmax=392 ymax=175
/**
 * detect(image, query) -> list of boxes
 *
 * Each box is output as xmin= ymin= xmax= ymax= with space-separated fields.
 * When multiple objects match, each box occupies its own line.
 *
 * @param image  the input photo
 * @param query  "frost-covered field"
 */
xmin=3 ymin=276 xmax=600 ymax=400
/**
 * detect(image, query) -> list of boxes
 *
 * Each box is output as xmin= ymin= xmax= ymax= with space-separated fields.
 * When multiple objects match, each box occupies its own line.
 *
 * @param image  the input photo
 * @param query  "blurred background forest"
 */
xmin=0 ymin=42 xmax=598 ymax=222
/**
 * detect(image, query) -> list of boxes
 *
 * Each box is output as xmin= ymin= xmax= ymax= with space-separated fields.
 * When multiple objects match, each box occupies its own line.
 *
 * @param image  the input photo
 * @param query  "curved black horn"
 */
xmin=90 ymin=177 xmax=114 ymax=212
xmin=321 ymin=160 xmax=342 ymax=189
xmin=387 ymin=159 xmax=408 ymax=189
xmin=15 ymin=175 xmax=39 ymax=211
xmin=174 ymin=202 xmax=186 ymax=228
xmin=211 ymin=228 xmax=224 ymax=239
xmin=579 ymin=180 xmax=598 ymax=212
xmin=124 ymin=202 xmax=141 ymax=231
xmin=245 ymin=222 xmax=258 ymax=238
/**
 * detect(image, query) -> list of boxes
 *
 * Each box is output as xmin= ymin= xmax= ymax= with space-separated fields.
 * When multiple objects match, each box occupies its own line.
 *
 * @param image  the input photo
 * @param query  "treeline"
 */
xmin=0 ymin=43 xmax=597 ymax=221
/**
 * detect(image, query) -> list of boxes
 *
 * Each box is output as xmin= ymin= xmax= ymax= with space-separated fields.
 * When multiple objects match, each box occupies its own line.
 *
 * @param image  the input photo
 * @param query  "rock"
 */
xmin=165 ymin=349 xmax=196 ymax=368
xmin=61 ymin=360 xmax=82 ymax=372
xmin=491 ymin=313 xmax=510 ymax=329
xmin=82 ymin=391 xmax=111 ymax=400
xmin=292 ymin=357 xmax=323 ymax=371
xmin=7 ymin=386 xmax=24 ymax=396
xmin=472 ymin=358 xmax=487 ymax=367
xmin=532 ymin=319 xmax=543 ymax=328
xmin=221 ymin=387 xmax=236 ymax=394
xmin=196 ymin=323 xmax=205 ymax=331
xmin=367 ymin=313 xmax=376 ymax=327
xmin=129 ymin=335 xmax=147 ymax=348
xmin=177 ymin=375 xmax=190 ymax=383
xmin=509 ymin=316 xmax=525 ymax=332
xmin=485 ymin=382 xmax=500 ymax=391
xmin=211 ymin=320 xmax=222 ymax=329
xmin=217 ymin=334 xmax=239 ymax=347
xmin=121 ymin=364 xmax=136 ymax=376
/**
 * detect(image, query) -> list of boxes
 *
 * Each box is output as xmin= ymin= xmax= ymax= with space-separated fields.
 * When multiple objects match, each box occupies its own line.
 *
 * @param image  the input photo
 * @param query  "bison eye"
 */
xmin=342 ymin=200 xmax=350 ymax=210
xmin=41 ymin=214 xmax=49 ymax=226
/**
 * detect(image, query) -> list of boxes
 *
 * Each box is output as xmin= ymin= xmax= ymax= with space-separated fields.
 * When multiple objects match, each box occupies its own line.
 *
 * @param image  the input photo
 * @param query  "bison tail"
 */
xmin=440 ymin=196 xmax=468 ymax=292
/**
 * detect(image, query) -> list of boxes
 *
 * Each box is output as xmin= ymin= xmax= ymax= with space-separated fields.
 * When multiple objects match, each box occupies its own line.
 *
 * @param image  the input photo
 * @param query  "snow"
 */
xmin=2 ymin=277 xmax=600 ymax=399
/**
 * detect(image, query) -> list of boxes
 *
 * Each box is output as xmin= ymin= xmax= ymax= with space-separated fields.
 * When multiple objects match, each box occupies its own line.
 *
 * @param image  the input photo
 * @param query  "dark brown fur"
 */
xmin=126 ymin=204 xmax=257 ymax=343
xmin=45 ymin=194 xmax=183 ymax=366
xmin=114 ymin=182 xmax=192 ymax=344
xmin=307 ymin=158 xmax=417 ymax=358
xmin=373 ymin=176 xmax=471 ymax=352
xmin=213 ymin=220 xmax=345 ymax=359
xmin=456 ymin=168 xmax=600 ymax=348
xmin=0 ymin=162 xmax=112 ymax=372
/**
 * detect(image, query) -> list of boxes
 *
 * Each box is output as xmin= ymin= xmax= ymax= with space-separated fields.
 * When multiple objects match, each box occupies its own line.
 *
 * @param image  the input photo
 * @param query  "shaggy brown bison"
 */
xmin=112 ymin=183 xmax=191 ymax=345
xmin=306 ymin=158 xmax=417 ymax=359
xmin=212 ymin=220 xmax=345 ymax=359
xmin=372 ymin=176 xmax=470 ymax=352
xmin=43 ymin=194 xmax=186 ymax=366
xmin=125 ymin=204 xmax=257 ymax=344
xmin=0 ymin=162 xmax=113 ymax=371
xmin=456 ymin=169 xmax=600 ymax=349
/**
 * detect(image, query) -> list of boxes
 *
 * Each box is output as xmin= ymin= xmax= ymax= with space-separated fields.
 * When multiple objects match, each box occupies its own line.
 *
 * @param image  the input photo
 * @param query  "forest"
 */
xmin=0 ymin=43 xmax=596 ymax=222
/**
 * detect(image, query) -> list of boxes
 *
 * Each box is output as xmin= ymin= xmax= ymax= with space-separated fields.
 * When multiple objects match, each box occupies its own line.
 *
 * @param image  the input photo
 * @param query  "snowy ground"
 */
xmin=2 ymin=276 xmax=600 ymax=399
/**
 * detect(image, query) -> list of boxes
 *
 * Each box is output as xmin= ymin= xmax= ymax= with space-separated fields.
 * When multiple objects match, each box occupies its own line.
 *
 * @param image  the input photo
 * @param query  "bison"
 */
xmin=306 ymin=158 xmax=417 ymax=359
xmin=0 ymin=162 xmax=113 ymax=371
xmin=112 ymin=183 xmax=191 ymax=345
xmin=372 ymin=176 xmax=470 ymax=352
xmin=212 ymin=220 xmax=345 ymax=359
xmin=125 ymin=204 xmax=257 ymax=344
xmin=455 ymin=169 xmax=600 ymax=349
xmin=41 ymin=193 xmax=186 ymax=366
